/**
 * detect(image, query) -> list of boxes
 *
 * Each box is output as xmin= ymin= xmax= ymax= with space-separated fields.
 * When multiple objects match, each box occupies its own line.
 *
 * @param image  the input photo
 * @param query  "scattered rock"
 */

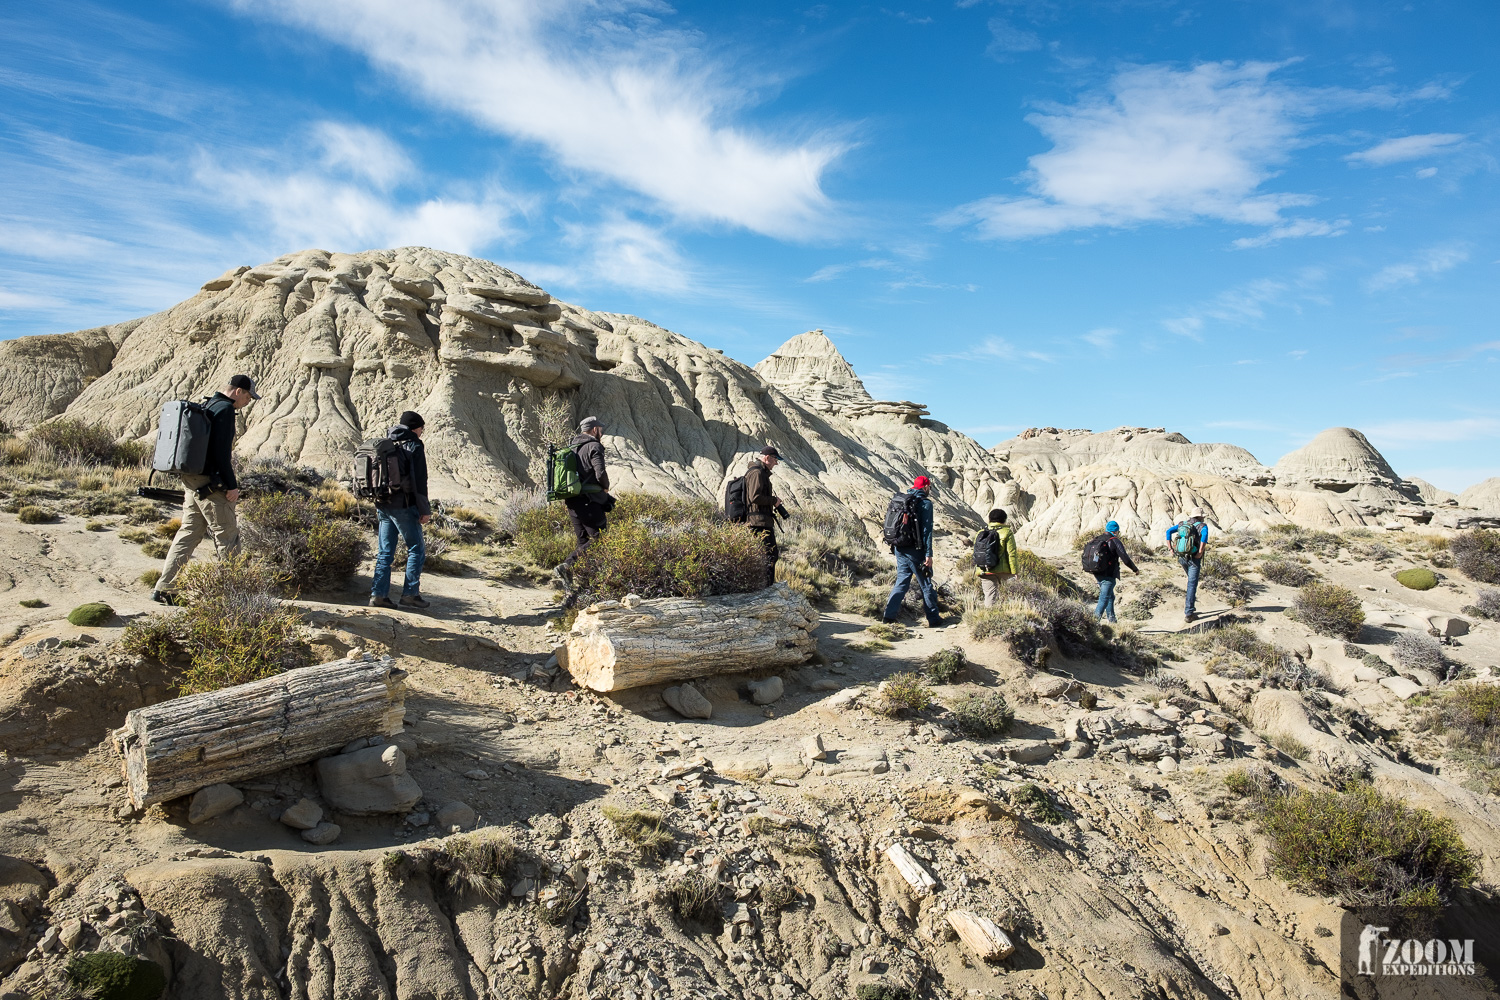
xmin=315 ymin=744 xmax=422 ymax=815
xmin=646 ymin=784 xmax=677 ymax=806
xmin=435 ymin=801 xmax=477 ymax=830
xmin=59 ymin=918 xmax=85 ymax=951
xmin=301 ymin=822 xmax=342 ymax=845
xmin=662 ymin=683 xmax=713 ymax=720
xmin=1157 ymin=757 xmax=1179 ymax=773
xmin=463 ymin=769 xmax=490 ymax=781
xmin=279 ymin=798 xmax=323 ymax=831
xmin=188 ymin=783 xmax=244 ymax=824
xmin=1007 ymin=741 xmax=1055 ymax=765
xmin=801 ymin=734 xmax=827 ymax=761
xmin=1379 ymin=676 xmax=1423 ymax=701
xmin=746 ymin=676 xmax=784 ymax=705
xmin=1029 ymin=675 xmax=1071 ymax=699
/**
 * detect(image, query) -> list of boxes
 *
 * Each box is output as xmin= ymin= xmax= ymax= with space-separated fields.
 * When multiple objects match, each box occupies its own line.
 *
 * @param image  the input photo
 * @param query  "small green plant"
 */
xmin=1259 ymin=558 xmax=1316 ymax=587
xmin=1450 ymin=529 xmax=1500 ymax=584
xmin=1012 ymin=782 xmax=1062 ymax=824
xmin=1290 ymin=582 xmax=1366 ymax=641
xmin=1267 ymin=731 xmax=1310 ymax=761
xmin=18 ymin=598 xmax=45 ymax=608
xmin=867 ymin=621 xmax=911 ymax=642
xmin=878 ymin=672 xmax=934 ymax=715
xmin=139 ymin=539 xmax=170 ymax=559
xmin=64 ymin=951 xmax=167 ymax=1000
xmin=1422 ymin=683 xmax=1500 ymax=785
xmin=947 ymin=691 xmax=1015 ymax=737
xmin=16 ymin=505 xmax=53 ymax=524
xmin=1223 ymin=765 xmax=1280 ymax=800
xmin=139 ymin=569 xmax=162 ymax=588
xmin=536 ymin=885 xmax=585 ymax=925
xmin=601 ymin=804 xmax=674 ymax=858
xmin=68 ymin=602 xmax=114 ymax=626
xmin=855 ymin=985 xmax=915 ymax=1000
xmin=967 ymin=604 xmax=1051 ymax=665
xmin=923 ymin=646 xmax=965 ymax=682
xmin=1202 ymin=551 xmax=1256 ymax=606
xmin=85 ymin=520 xmax=109 ymax=531
xmin=1262 ymin=784 xmax=1478 ymax=909
xmin=1394 ymin=567 xmax=1438 ymax=591
xmin=240 ymin=492 xmax=369 ymax=592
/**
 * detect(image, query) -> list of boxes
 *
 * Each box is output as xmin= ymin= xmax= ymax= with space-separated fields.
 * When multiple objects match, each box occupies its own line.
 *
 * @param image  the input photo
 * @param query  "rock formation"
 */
xmin=1460 ymin=477 xmax=1500 ymax=515
xmin=1271 ymin=427 xmax=1420 ymax=507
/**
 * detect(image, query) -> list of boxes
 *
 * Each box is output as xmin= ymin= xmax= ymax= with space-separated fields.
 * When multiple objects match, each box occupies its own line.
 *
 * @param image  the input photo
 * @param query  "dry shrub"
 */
xmin=601 ymin=804 xmax=673 ymax=858
xmin=1462 ymin=588 xmax=1500 ymax=620
xmin=27 ymin=418 xmax=123 ymax=465
xmin=947 ymin=691 xmax=1014 ymax=737
xmin=1199 ymin=622 xmax=1327 ymax=691
xmin=433 ymin=832 xmax=518 ymax=901
xmin=16 ymin=505 xmax=53 ymax=524
xmin=570 ymin=494 xmax=765 ymax=602
xmin=1258 ymin=559 xmax=1316 ymax=587
xmin=1262 ymin=784 xmax=1477 ymax=909
xmin=236 ymin=456 xmax=326 ymax=495
xmin=1012 ymin=783 xmax=1062 ymax=823
xmin=662 ymin=872 xmax=722 ymax=923
xmin=1391 ymin=632 xmax=1445 ymax=674
xmin=1267 ymin=731 xmax=1310 ymax=760
xmin=1120 ymin=584 xmax=1163 ymax=620
xmin=1265 ymin=524 xmax=1342 ymax=556
xmin=1201 ymin=551 xmax=1256 ymax=606
xmin=877 ymin=672 xmax=934 ymax=715
xmin=240 ymin=492 xmax=368 ymax=592
xmin=834 ymin=584 xmax=888 ymax=619
xmin=1290 ymin=582 xmax=1365 ymax=641
xmin=924 ymin=646 xmax=965 ymax=682
xmin=1450 ymin=529 xmax=1500 ymax=584
xmin=1423 ymin=683 xmax=1500 ymax=776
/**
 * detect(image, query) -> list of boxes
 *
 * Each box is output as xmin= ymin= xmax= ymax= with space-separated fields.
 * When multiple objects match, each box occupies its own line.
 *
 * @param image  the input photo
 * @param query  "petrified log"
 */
xmin=946 ymin=911 xmax=1015 ymax=961
xmin=884 ymin=844 xmax=937 ymax=895
xmin=559 ymin=583 xmax=817 ymax=693
xmin=114 ymin=655 xmax=407 ymax=808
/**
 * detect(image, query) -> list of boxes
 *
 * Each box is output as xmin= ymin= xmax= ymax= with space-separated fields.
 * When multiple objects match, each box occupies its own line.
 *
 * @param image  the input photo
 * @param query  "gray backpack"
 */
xmin=151 ymin=399 xmax=212 ymax=476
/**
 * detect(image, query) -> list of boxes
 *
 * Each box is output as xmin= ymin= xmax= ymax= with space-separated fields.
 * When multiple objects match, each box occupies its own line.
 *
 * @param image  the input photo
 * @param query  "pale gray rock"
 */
xmin=662 ymin=683 xmax=713 ymax=719
xmin=747 ymin=676 xmax=784 ymax=705
xmin=301 ymin=821 xmax=342 ymax=845
xmin=279 ymin=797 xmax=323 ymax=831
xmin=801 ymin=733 xmax=827 ymax=761
xmin=315 ymin=744 xmax=422 ymax=815
xmin=188 ymin=783 xmax=244 ymax=824
xmin=1007 ymin=742 xmax=1055 ymax=765
xmin=435 ymin=801 xmax=477 ymax=830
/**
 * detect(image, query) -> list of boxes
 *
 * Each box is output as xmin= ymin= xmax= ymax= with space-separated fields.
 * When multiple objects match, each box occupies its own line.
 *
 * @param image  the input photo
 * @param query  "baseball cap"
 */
xmin=913 ymin=475 xmax=930 ymax=490
xmin=579 ymin=416 xmax=603 ymax=432
xmin=760 ymin=446 xmax=781 ymax=459
xmin=1106 ymin=520 xmax=1119 ymax=533
xmin=228 ymin=374 xmax=261 ymax=400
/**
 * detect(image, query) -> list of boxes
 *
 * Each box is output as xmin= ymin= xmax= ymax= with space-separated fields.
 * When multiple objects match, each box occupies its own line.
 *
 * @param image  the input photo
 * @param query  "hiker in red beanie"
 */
xmin=881 ymin=475 xmax=942 ymax=627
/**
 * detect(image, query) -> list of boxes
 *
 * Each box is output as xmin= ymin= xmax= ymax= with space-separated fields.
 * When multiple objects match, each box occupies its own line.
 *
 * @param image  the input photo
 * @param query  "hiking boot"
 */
xmin=881 ymin=617 xmax=899 ymax=625
xmin=150 ymin=590 xmax=178 ymax=606
xmin=552 ymin=564 xmax=573 ymax=591
xmin=1185 ymin=611 xmax=1199 ymax=623
xmin=399 ymin=594 xmax=431 ymax=610
xmin=924 ymin=616 xmax=944 ymax=629
xmin=369 ymin=596 xmax=397 ymax=609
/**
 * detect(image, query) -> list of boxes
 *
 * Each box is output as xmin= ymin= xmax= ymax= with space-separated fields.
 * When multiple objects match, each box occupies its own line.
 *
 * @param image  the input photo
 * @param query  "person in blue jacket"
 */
xmin=1166 ymin=507 xmax=1210 ymax=622
xmin=883 ymin=476 xmax=943 ymax=628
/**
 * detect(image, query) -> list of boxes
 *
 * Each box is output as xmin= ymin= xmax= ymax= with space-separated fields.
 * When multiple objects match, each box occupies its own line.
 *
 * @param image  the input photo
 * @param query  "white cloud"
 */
xmin=1232 ymin=216 xmax=1348 ymax=248
xmin=312 ymin=122 xmax=416 ymax=190
xmin=1364 ymin=417 xmax=1500 ymax=444
xmin=1367 ymin=245 xmax=1468 ymax=291
xmin=1346 ymin=132 xmax=1466 ymax=166
xmin=946 ymin=62 xmax=1343 ymax=241
xmin=1082 ymin=326 xmax=1119 ymax=348
xmin=987 ymin=18 xmax=1041 ymax=56
xmin=558 ymin=215 xmax=695 ymax=294
xmin=1415 ymin=166 xmax=1438 ymax=179
xmin=231 ymin=0 xmax=845 ymax=239
xmin=1162 ymin=270 xmax=1326 ymax=338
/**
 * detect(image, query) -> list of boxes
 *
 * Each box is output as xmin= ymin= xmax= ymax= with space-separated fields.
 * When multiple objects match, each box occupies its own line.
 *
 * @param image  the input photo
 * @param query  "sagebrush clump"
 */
xmin=878 ymin=672 xmax=934 ymax=715
xmin=1258 ymin=558 xmax=1316 ymax=587
xmin=947 ymin=691 xmax=1014 ymax=737
xmin=1462 ymin=587 xmax=1500 ymax=621
xmin=1391 ymin=631 xmax=1445 ymax=674
xmin=924 ymin=646 xmax=965 ymax=682
xmin=240 ymin=491 xmax=368 ymax=592
xmin=1450 ymin=529 xmax=1500 ymax=584
xmin=1290 ymin=582 xmax=1365 ymax=640
xmin=64 ymin=951 xmax=167 ymax=1000
xmin=1261 ymin=784 xmax=1477 ymax=909
xmin=1422 ymin=683 xmax=1500 ymax=780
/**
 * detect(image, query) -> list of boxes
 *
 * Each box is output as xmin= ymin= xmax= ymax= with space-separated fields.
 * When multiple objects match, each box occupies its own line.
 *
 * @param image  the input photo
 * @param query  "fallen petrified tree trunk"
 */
xmin=560 ymin=583 xmax=817 ymax=692
xmin=114 ymin=655 xmax=407 ymax=808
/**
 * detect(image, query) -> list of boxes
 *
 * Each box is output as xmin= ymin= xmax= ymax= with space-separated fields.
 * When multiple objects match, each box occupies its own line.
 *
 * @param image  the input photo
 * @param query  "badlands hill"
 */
xmin=0 ymin=246 xmax=1494 ymax=551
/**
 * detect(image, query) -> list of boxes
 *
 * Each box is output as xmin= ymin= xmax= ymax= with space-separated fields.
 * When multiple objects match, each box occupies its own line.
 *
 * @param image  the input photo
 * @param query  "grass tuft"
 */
xmin=602 ymin=804 xmax=674 ymax=858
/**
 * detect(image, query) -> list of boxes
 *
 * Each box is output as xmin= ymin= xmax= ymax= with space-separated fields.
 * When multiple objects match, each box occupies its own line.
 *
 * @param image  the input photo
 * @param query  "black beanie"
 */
xmin=399 ymin=410 xmax=424 ymax=429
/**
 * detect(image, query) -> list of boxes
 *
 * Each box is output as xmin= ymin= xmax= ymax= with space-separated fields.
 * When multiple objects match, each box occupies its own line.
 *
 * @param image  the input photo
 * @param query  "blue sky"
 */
xmin=2 ymin=1 xmax=1497 ymax=491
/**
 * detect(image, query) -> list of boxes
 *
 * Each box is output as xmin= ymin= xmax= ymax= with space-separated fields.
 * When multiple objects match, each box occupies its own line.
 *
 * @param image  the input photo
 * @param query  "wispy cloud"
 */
xmin=986 ymin=18 xmax=1041 ymax=57
xmin=1081 ymin=326 xmax=1119 ymax=348
xmin=1364 ymin=417 xmax=1500 ymax=444
xmin=1346 ymin=132 xmax=1466 ymax=166
xmin=1162 ymin=271 xmax=1322 ymax=338
xmin=1232 ymin=216 xmax=1347 ymax=249
xmin=944 ymin=62 xmax=1345 ymax=242
xmin=1367 ymin=244 xmax=1468 ymax=291
xmin=231 ymin=0 xmax=847 ymax=239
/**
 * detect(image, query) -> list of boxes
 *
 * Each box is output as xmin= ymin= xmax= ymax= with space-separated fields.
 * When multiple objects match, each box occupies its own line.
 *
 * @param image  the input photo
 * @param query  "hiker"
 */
xmin=556 ymin=416 xmax=611 ymax=593
xmin=883 ymin=475 xmax=943 ymax=627
xmin=1088 ymin=520 xmax=1139 ymax=623
xmin=370 ymin=411 xmax=431 ymax=610
xmin=1166 ymin=507 xmax=1210 ymax=622
xmin=743 ymin=446 xmax=787 ymax=589
xmin=973 ymin=509 xmax=1019 ymax=608
xmin=152 ymin=375 xmax=259 ymax=604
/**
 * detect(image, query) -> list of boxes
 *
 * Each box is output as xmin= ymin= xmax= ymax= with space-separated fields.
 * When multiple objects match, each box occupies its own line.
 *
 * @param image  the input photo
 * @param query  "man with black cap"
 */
xmin=556 ymin=416 xmax=611 ymax=597
xmin=370 ymin=410 xmax=431 ymax=610
xmin=152 ymin=374 xmax=260 ymax=603
xmin=743 ymin=446 xmax=787 ymax=589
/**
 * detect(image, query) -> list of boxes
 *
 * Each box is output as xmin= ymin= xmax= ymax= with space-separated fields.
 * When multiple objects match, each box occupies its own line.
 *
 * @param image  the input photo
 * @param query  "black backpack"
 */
xmin=1080 ymin=534 xmax=1119 ymax=576
xmin=724 ymin=475 xmax=748 ymax=522
xmin=352 ymin=438 xmax=411 ymax=502
xmin=974 ymin=529 xmax=1001 ymax=570
xmin=882 ymin=492 xmax=924 ymax=549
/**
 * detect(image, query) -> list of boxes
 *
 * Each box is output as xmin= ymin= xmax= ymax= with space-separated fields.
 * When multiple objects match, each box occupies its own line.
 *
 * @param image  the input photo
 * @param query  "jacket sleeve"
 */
xmin=588 ymin=441 xmax=609 ymax=491
xmin=745 ymin=466 xmax=773 ymax=508
xmin=410 ymin=441 xmax=430 ymax=516
xmin=206 ymin=401 xmax=238 ymax=492
xmin=1114 ymin=538 xmax=1139 ymax=573
xmin=920 ymin=497 xmax=934 ymax=557
xmin=1004 ymin=530 xmax=1019 ymax=574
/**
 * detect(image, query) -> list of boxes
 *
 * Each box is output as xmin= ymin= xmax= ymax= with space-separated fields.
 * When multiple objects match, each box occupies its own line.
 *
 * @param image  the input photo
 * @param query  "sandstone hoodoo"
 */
xmin=559 ymin=583 xmax=818 ymax=692
xmin=114 ymin=655 xmax=407 ymax=808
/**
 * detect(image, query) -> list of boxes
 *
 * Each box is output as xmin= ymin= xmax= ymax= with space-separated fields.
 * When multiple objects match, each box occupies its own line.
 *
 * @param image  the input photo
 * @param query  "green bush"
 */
xmin=855 ymin=985 xmax=914 ymax=1000
xmin=1291 ymin=582 xmax=1365 ymax=641
xmin=877 ymin=672 xmax=934 ymax=715
xmin=140 ymin=538 xmax=170 ymax=559
xmin=513 ymin=500 xmax=575 ymax=567
xmin=65 ymin=951 xmax=167 ymax=1000
xmin=947 ymin=691 xmax=1014 ymax=737
xmin=1450 ymin=529 xmax=1500 ymax=584
xmin=28 ymin=418 xmax=120 ymax=465
xmin=19 ymin=598 xmax=45 ymax=608
xmin=1259 ymin=559 xmax=1316 ymax=587
xmin=1012 ymin=783 xmax=1062 ymax=824
xmin=240 ymin=492 xmax=369 ymax=592
xmin=1223 ymin=765 xmax=1280 ymax=800
xmin=67 ymin=602 xmax=114 ymax=626
xmin=924 ymin=646 xmax=965 ymax=682
xmin=1394 ymin=567 xmax=1438 ymax=590
xmin=1265 ymin=524 xmax=1342 ymax=556
xmin=1014 ymin=549 xmax=1086 ymax=599
xmin=1423 ymin=682 xmax=1500 ymax=773
xmin=1262 ymin=784 xmax=1477 ymax=909
xmin=1202 ymin=551 xmax=1256 ymax=606
xmin=16 ymin=505 xmax=53 ymax=524
xmin=570 ymin=494 xmax=765 ymax=602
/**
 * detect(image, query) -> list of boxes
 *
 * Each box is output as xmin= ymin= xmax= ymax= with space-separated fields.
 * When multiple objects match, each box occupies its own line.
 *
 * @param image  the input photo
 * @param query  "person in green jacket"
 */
xmin=974 ymin=509 xmax=1019 ymax=607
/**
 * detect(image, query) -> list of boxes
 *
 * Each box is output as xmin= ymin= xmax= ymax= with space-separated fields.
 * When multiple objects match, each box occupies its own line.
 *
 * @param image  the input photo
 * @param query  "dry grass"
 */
xmin=601 ymin=804 xmax=674 ymax=858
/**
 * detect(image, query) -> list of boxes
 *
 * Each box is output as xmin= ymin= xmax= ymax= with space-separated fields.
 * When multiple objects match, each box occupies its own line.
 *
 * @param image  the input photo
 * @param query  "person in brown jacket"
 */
xmin=742 ymin=446 xmax=786 ymax=588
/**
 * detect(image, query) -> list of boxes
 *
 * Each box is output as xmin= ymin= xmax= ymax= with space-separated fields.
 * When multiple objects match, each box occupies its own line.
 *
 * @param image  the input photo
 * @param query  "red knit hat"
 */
xmin=912 ymin=475 xmax=930 ymax=489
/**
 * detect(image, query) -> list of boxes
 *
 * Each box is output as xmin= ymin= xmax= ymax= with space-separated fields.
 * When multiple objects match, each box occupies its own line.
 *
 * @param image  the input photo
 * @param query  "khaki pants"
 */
xmin=979 ymin=572 xmax=1014 ymax=607
xmin=157 ymin=474 xmax=240 ymax=592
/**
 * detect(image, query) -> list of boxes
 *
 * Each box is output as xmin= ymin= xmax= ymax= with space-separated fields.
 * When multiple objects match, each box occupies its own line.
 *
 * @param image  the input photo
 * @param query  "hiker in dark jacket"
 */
xmin=1092 ymin=520 xmax=1139 ymax=624
xmin=370 ymin=411 xmax=432 ymax=610
xmin=153 ymin=374 xmax=259 ymax=604
xmin=556 ymin=416 xmax=611 ymax=597
xmin=883 ymin=476 xmax=943 ymax=627
xmin=743 ymin=446 xmax=785 ymax=588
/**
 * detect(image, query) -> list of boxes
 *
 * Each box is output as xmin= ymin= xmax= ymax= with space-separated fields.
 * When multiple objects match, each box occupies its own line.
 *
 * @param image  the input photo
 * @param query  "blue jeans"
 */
xmin=885 ymin=548 xmax=940 ymax=623
xmin=1095 ymin=576 xmax=1117 ymax=622
xmin=1181 ymin=556 xmax=1201 ymax=615
xmin=373 ymin=506 xmax=425 ymax=598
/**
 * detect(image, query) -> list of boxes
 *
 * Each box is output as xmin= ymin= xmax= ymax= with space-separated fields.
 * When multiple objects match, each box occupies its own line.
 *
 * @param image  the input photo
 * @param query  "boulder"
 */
xmin=435 ymin=801 xmax=477 ymax=831
xmin=315 ymin=744 xmax=422 ymax=815
xmin=662 ymin=684 xmax=713 ymax=720
xmin=188 ymin=783 xmax=244 ymax=824
xmin=747 ymin=676 xmax=784 ymax=705
xmin=301 ymin=822 xmax=341 ymax=846
xmin=1379 ymin=676 xmax=1423 ymax=701
xmin=278 ymin=798 xmax=323 ymax=831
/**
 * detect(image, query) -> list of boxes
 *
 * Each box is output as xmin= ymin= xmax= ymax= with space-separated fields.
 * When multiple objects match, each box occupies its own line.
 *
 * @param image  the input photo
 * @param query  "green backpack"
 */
xmin=546 ymin=445 xmax=583 ymax=502
xmin=1173 ymin=521 xmax=1200 ymax=556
